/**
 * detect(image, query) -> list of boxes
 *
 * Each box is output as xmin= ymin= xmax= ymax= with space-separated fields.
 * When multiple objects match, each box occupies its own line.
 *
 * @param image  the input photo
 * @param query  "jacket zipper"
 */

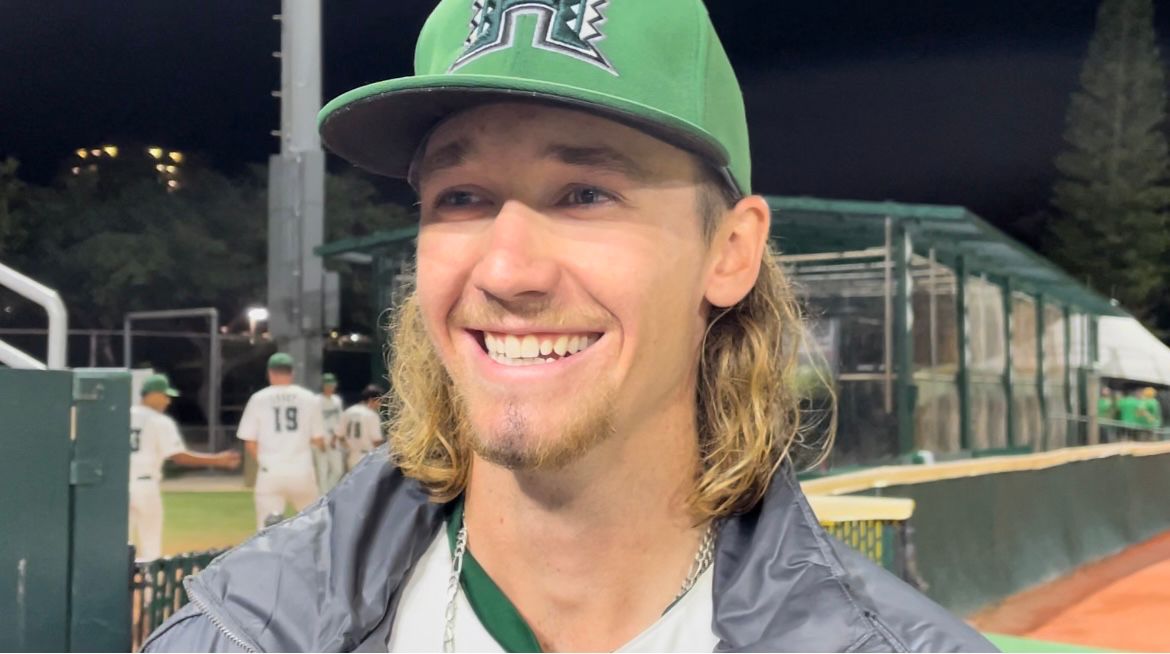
xmin=183 ymin=578 xmax=259 ymax=653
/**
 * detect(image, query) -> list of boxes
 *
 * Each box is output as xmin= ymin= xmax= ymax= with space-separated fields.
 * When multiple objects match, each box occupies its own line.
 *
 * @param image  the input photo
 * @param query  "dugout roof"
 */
xmin=768 ymin=196 xmax=1126 ymax=317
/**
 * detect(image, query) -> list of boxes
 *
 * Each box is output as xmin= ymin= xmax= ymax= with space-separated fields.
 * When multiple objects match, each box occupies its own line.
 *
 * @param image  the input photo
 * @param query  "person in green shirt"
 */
xmin=1097 ymin=388 xmax=1116 ymax=418
xmin=1117 ymin=391 xmax=1141 ymax=425
xmin=1138 ymin=387 xmax=1163 ymax=435
xmin=1098 ymin=388 xmax=1117 ymax=442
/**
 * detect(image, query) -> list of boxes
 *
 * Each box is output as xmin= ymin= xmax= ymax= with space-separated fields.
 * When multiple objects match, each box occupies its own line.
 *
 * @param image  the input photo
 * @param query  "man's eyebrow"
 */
xmin=543 ymin=144 xmax=651 ymax=181
xmin=413 ymin=138 xmax=472 ymax=183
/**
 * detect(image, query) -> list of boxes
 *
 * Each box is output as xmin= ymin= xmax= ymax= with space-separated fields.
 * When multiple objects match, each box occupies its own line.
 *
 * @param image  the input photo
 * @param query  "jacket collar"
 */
xmin=185 ymin=451 xmax=877 ymax=651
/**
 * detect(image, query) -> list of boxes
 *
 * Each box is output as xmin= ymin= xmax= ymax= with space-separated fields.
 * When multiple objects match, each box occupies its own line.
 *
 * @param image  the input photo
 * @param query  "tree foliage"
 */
xmin=0 ymin=157 xmax=25 ymax=256
xmin=5 ymin=158 xmax=412 ymax=343
xmin=1048 ymin=0 xmax=1170 ymax=320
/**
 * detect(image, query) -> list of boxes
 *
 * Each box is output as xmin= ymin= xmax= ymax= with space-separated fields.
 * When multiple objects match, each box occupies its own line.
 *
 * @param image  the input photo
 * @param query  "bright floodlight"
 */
xmin=247 ymin=307 xmax=269 ymax=322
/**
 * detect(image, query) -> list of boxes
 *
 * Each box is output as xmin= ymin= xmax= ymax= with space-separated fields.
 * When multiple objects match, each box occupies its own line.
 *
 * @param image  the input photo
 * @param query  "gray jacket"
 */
xmin=142 ymin=449 xmax=994 ymax=652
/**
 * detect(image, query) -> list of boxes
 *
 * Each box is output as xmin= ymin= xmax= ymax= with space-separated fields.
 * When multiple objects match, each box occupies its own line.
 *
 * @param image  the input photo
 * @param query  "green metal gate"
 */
xmin=0 ymin=368 xmax=131 ymax=652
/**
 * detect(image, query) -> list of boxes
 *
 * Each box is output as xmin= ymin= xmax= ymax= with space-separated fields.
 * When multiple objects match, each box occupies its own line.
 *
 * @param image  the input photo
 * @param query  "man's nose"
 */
xmin=469 ymin=199 xmax=562 ymax=304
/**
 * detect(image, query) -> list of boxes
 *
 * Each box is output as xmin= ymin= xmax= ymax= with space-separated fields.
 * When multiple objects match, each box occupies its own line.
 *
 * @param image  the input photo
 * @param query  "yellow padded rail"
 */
xmin=800 ymin=442 xmax=1170 ymax=497
xmin=806 ymin=494 xmax=915 ymax=523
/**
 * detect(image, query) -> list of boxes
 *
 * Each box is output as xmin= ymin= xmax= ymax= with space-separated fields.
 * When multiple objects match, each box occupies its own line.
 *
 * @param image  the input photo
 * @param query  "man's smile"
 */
xmin=464 ymin=329 xmax=604 ymax=368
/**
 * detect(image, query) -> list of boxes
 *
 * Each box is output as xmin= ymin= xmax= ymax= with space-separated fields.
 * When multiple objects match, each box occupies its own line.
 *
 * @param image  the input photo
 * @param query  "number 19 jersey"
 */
xmin=237 ymin=384 xmax=325 ymax=471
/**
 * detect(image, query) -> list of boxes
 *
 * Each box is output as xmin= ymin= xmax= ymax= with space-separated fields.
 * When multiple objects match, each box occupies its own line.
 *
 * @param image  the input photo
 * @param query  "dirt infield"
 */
xmin=971 ymin=529 xmax=1170 ymax=651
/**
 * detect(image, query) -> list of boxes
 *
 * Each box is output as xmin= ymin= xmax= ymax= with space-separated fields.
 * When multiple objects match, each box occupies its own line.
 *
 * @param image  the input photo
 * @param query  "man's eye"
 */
xmin=561 ymin=186 xmax=615 ymax=206
xmin=435 ymin=190 xmax=485 ymax=208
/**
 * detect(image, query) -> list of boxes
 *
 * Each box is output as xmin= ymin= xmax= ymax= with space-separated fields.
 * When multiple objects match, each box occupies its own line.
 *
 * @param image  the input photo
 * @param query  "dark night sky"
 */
xmin=2 ymin=1 xmax=1169 ymax=242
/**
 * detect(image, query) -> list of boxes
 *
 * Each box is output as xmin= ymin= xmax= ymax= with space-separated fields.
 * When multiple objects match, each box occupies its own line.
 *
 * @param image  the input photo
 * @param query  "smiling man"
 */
xmin=143 ymin=1 xmax=992 ymax=651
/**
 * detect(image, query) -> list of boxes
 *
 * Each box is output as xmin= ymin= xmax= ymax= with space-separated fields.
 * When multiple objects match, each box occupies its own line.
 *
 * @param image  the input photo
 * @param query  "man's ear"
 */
xmin=704 ymin=195 xmax=770 ymax=308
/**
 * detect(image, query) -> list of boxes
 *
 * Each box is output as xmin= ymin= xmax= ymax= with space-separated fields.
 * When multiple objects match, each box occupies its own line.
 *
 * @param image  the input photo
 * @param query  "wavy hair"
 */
xmin=383 ymin=187 xmax=832 ymax=521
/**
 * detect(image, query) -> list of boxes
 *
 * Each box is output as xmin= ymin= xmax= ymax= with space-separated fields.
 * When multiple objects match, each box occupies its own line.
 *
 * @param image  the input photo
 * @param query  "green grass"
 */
xmin=985 ymin=633 xmax=1118 ymax=653
xmin=161 ymin=491 xmax=281 ymax=555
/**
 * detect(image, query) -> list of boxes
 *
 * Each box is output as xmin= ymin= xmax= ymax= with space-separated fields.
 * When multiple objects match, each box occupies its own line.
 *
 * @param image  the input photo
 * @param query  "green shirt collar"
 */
xmin=446 ymin=498 xmax=543 ymax=653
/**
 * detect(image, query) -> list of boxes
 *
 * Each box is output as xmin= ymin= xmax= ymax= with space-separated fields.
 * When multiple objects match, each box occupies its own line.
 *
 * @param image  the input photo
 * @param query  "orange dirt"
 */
xmin=970 ymin=530 xmax=1170 ymax=651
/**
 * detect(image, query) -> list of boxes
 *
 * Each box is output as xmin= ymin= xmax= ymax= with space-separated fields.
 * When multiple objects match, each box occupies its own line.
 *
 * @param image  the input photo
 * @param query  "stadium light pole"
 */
xmin=268 ymin=0 xmax=326 ymax=389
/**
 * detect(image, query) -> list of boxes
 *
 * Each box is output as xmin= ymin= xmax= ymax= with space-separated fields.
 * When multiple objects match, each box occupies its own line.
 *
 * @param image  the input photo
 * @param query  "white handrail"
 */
xmin=0 ymin=339 xmax=46 ymax=370
xmin=0 ymin=261 xmax=67 ymax=369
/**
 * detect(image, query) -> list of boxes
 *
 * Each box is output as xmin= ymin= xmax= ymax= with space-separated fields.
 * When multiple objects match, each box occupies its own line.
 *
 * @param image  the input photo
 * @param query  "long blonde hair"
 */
xmin=382 ymin=235 xmax=829 ymax=521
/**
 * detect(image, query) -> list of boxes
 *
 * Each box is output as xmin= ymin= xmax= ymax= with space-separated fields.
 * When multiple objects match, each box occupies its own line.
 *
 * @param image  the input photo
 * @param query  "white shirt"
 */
xmin=318 ymin=393 xmax=344 ymax=440
xmin=388 ymin=530 xmax=718 ymax=653
xmin=237 ymin=384 xmax=325 ymax=471
xmin=129 ymin=405 xmax=186 ymax=482
xmin=340 ymin=403 xmax=384 ymax=469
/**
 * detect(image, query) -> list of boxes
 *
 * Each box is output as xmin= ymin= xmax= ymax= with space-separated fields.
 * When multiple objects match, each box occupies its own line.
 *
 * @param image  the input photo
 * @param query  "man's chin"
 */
xmin=466 ymin=415 xmax=615 ymax=472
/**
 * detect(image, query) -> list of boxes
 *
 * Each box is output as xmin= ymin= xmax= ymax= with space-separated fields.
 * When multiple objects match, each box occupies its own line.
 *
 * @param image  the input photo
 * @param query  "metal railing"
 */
xmin=130 ymin=548 xmax=227 ymax=652
xmin=0 ymin=262 xmax=67 ymax=369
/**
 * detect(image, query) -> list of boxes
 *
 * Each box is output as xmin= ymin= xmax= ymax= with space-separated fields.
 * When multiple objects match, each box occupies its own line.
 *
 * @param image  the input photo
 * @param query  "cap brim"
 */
xmin=319 ymin=74 xmax=731 ymax=182
xmin=165 ymin=389 xmax=180 ymax=398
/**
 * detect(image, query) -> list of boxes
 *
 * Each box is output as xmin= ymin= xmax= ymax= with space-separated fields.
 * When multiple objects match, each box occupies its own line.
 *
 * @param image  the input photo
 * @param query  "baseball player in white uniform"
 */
xmin=237 ymin=352 xmax=326 ymax=530
xmin=339 ymin=384 xmax=386 ymax=471
xmin=313 ymin=373 xmax=346 ymax=493
xmin=130 ymin=373 xmax=240 ymax=561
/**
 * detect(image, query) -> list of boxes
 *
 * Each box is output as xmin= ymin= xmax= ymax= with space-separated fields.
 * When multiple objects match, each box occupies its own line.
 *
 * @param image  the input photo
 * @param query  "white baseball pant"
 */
xmin=253 ymin=466 xmax=319 ymax=530
xmin=129 ymin=478 xmax=164 ymax=561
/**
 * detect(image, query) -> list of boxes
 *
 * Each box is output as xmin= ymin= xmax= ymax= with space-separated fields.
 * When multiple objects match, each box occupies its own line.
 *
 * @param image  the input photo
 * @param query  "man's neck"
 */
xmin=463 ymin=400 xmax=706 ymax=652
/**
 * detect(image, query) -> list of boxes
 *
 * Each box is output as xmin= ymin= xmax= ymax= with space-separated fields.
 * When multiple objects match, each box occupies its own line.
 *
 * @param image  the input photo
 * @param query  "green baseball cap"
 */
xmin=319 ymin=0 xmax=751 ymax=196
xmin=322 ymin=373 xmax=338 ymax=385
xmin=268 ymin=352 xmax=295 ymax=369
xmin=141 ymin=373 xmax=180 ymax=398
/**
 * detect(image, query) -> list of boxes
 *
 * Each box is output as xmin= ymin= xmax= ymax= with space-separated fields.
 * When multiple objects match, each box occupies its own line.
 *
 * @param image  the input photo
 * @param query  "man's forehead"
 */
xmin=414 ymin=103 xmax=693 ymax=183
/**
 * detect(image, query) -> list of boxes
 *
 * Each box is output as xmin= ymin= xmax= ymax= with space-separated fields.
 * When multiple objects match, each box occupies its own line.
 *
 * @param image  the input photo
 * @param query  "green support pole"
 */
xmin=955 ymin=257 xmax=972 ymax=451
xmin=1035 ymin=295 xmax=1047 ymax=451
xmin=1002 ymin=279 xmax=1015 ymax=448
xmin=1089 ymin=314 xmax=1101 ymax=444
xmin=893 ymin=223 xmax=915 ymax=456
xmin=1063 ymin=306 xmax=1075 ymax=444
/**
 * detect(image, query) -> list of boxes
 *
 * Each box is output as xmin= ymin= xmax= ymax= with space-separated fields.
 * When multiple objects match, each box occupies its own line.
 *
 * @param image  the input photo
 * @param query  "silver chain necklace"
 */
xmin=443 ymin=520 xmax=717 ymax=653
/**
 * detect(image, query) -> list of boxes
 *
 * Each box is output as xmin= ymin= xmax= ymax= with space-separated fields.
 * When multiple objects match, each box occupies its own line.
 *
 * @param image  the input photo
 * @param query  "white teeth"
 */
xmin=483 ymin=331 xmax=599 ymax=365
xmin=505 ymin=334 xmax=522 ymax=358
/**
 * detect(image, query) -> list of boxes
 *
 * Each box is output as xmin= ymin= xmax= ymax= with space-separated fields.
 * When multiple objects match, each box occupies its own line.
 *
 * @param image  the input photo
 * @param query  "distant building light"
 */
xmin=164 ymin=165 xmax=177 ymax=174
xmin=168 ymin=151 xmax=184 ymax=164
xmin=147 ymin=147 xmax=163 ymax=159
xmin=90 ymin=149 xmax=102 ymax=157
xmin=167 ymin=180 xmax=179 ymax=189
xmin=71 ymin=166 xmax=80 ymax=175
xmin=155 ymin=164 xmax=165 ymax=172
xmin=102 ymin=145 xmax=118 ymax=158
xmin=349 ymin=333 xmax=361 ymax=343
xmin=75 ymin=148 xmax=88 ymax=159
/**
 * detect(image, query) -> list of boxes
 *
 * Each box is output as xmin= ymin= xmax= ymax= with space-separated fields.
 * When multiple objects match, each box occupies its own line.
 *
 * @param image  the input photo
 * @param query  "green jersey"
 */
xmin=1117 ymin=395 xmax=1142 ymax=426
xmin=1097 ymin=396 xmax=1116 ymax=419
xmin=1137 ymin=397 xmax=1162 ymax=429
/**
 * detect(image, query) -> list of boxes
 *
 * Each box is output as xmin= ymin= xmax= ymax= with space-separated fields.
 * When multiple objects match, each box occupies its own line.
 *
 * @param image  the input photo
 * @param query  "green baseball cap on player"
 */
xmin=319 ymin=0 xmax=751 ymax=196
xmin=141 ymin=374 xmax=180 ymax=398
xmin=268 ymin=352 xmax=295 ymax=369
xmin=322 ymin=373 xmax=338 ymax=385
